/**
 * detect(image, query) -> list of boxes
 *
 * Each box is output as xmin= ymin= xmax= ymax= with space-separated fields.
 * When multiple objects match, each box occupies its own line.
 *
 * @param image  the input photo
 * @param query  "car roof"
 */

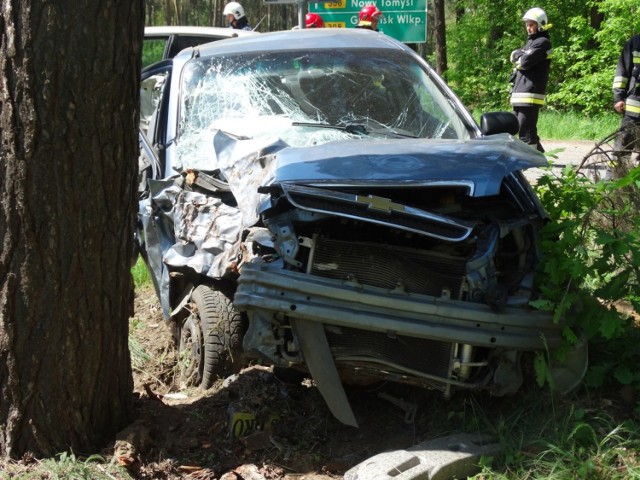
xmin=176 ymin=28 xmax=411 ymax=59
xmin=144 ymin=25 xmax=258 ymax=39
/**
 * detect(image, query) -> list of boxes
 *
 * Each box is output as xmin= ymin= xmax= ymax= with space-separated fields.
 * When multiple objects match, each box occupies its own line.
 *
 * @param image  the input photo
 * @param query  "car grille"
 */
xmin=283 ymin=184 xmax=474 ymax=242
xmin=309 ymin=237 xmax=466 ymax=298
xmin=325 ymin=325 xmax=454 ymax=383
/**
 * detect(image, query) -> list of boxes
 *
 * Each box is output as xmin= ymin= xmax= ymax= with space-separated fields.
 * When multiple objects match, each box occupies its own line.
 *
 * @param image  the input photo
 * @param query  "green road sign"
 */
xmin=309 ymin=0 xmax=427 ymax=43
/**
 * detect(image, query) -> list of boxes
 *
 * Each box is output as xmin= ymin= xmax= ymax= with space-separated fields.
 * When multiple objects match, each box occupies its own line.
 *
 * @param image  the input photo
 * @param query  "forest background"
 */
xmin=1 ymin=0 xmax=639 ymax=477
xmin=144 ymin=0 xmax=637 ymax=116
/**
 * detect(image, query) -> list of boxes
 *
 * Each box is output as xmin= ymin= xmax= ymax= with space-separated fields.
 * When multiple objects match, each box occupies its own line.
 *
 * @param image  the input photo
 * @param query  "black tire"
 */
xmin=178 ymin=285 xmax=247 ymax=389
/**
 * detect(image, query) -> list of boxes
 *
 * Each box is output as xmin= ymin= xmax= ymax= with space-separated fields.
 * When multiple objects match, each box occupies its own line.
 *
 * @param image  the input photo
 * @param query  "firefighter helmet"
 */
xmin=357 ymin=5 xmax=383 ymax=28
xmin=522 ymin=7 xmax=548 ymax=31
xmin=306 ymin=13 xmax=324 ymax=28
xmin=224 ymin=2 xmax=245 ymax=20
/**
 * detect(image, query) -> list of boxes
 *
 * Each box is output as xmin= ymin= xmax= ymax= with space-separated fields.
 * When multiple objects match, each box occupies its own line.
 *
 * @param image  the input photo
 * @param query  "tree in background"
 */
xmin=144 ymin=0 xmax=299 ymax=32
xmin=143 ymin=0 xmax=640 ymax=112
xmin=0 ymin=0 xmax=142 ymax=457
xmin=433 ymin=0 xmax=447 ymax=74
xmin=444 ymin=0 xmax=640 ymax=113
xmin=549 ymin=0 xmax=639 ymax=114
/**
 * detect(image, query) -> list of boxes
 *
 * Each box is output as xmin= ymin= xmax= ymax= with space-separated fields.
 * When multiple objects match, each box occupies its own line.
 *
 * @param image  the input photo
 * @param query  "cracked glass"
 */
xmin=173 ymin=48 xmax=471 ymax=170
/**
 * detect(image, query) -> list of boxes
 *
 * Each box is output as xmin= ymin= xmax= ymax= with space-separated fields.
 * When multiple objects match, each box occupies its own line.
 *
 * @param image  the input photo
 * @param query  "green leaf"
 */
xmin=584 ymin=364 xmax=611 ymax=388
xmin=534 ymin=352 xmax=548 ymax=388
xmin=614 ymin=365 xmax=634 ymax=385
xmin=530 ymin=299 xmax=555 ymax=311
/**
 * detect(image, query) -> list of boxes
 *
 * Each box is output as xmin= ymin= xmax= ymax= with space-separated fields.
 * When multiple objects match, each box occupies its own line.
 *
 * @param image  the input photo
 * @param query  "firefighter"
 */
xmin=613 ymin=34 xmax=640 ymax=158
xmin=224 ymin=2 xmax=252 ymax=31
xmin=306 ymin=13 xmax=324 ymax=28
xmin=356 ymin=5 xmax=383 ymax=31
xmin=509 ymin=7 xmax=552 ymax=153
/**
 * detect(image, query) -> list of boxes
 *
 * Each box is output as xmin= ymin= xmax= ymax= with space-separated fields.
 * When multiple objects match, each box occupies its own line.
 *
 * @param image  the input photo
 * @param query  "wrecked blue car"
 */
xmin=137 ymin=29 xmax=586 ymax=426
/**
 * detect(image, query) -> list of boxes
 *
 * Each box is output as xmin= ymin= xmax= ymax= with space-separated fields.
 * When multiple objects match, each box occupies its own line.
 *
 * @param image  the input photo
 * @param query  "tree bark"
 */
xmin=165 ymin=0 xmax=173 ymax=24
xmin=173 ymin=0 xmax=182 ymax=24
xmin=433 ymin=0 xmax=447 ymax=74
xmin=0 ymin=0 xmax=142 ymax=458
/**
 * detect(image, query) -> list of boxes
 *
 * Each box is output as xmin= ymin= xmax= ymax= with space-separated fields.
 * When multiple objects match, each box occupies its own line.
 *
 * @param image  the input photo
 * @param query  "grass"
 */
xmin=0 ymin=452 xmax=134 ymax=479
xmin=474 ymin=110 xmax=620 ymax=141
xmin=538 ymin=111 xmax=621 ymax=141
xmin=129 ymin=318 xmax=153 ymax=370
xmin=132 ymin=255 xmax=151 ymax=289
xmin=469 ymin=400 xmax=640 ymax=479
xmin=129 ymin=257 xmax=164 ymax=381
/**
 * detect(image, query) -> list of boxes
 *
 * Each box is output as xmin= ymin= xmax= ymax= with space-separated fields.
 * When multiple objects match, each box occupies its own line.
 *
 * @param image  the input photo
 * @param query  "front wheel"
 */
xmin=178 ymin=285 xmax=247 ymax=389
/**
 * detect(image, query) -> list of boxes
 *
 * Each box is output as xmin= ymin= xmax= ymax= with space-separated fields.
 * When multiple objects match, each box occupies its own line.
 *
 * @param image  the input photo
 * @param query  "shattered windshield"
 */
xmin=175 ymin=48 xmax=472 ymax=169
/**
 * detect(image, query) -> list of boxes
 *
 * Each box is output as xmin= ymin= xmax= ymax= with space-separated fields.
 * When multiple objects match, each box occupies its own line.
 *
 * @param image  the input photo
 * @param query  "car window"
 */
xmin=166 ymin=35 xmax=226 ymax=59
xmin=140 ymin=70 xmax=170 ymax=140
xmin=173 ymin=48 xmax=473 ymax=170
xmin=142 ymin=38 xmax=167 ymax=68
xmin=143 ymin=34 xmax=236 ymax=68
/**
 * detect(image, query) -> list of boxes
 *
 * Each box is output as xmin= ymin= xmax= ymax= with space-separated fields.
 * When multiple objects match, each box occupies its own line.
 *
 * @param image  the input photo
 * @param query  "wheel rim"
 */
xmin=179 ymin=312 xmax=203 ymax=387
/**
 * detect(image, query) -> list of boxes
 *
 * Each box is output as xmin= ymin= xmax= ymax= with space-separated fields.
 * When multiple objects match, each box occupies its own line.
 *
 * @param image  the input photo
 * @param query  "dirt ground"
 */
xmin=125 ymin=284 xmax=475 ymax=480
xmin=120 ymin=282 xmax=638 ymax=480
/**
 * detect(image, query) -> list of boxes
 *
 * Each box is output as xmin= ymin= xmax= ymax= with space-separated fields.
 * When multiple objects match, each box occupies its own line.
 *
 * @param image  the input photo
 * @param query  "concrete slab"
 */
xmin=343 ymin=433 xmax=501 ymax=480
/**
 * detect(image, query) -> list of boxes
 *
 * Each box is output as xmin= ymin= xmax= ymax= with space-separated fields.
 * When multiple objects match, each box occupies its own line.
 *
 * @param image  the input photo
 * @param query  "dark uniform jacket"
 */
xmin=613 ymin=34 xmax=640 ymax=118
xmin=230 ymin=16 xmax=252 ymax=31
xmin=509 ymin=31 xmax=552 ymax=108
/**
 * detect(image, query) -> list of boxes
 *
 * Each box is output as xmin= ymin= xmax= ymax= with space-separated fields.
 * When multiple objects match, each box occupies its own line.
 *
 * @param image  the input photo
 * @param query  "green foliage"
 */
xmin=472 ymin=111 xmax=620 ymax=139
xmin=545 ymin=14 xmax=612 ymax=114
xmin=537 ymin=111 xmax=620 ymax=140
xmin=0 ymin=451 xmax=133 ymax=479
xmin=142 ymin=39 xmax=166 ymax=69
xmin=522 ymin=412 xmax=640 ymax=479
xmin=132 ymin=255 xmax=151 ymax=289
xmin=445 ymin=0 xmax=523 ymax=110
xmin=446 ymin=0 xmax=640 ymax=114
xmin=532 ymin=149 xmax=640 ymax=395
xmin=129 ymin=319 xmax=152 ymax=370
xmin=471 ymin=401 xmax=640 ymax=479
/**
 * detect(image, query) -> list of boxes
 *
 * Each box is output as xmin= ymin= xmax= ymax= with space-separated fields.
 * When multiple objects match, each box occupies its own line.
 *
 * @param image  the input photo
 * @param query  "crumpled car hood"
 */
xmin=143 ymin=130 xmax=546 ymax=317
xmin=271 ymin=133 xmax=546 ymax=197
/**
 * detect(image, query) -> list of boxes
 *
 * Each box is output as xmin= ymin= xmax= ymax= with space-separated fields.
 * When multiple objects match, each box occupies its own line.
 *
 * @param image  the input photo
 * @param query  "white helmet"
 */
xmin=224 ymin=2 xmax=245 ymax=20
xmin=522 ymin=7 xmax=548 ymax=31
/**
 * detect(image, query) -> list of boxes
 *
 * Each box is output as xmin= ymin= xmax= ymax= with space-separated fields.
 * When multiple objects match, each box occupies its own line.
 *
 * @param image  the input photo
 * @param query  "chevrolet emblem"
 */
xmin=355 ymin=194 xmax=405 ymax=213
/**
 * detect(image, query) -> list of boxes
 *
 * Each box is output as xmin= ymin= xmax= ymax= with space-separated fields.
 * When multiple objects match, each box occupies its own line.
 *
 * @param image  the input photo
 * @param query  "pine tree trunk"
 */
xmin=433 ymin=0 xmax=447 ymax=74
xmin=165 ymin=0 xmax=173 ymax=24
xmin=0 ymin=0 xmax=142 ymax=458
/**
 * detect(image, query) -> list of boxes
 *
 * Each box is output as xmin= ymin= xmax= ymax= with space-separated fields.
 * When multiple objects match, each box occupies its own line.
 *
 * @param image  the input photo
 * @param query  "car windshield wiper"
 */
xmin=366 ymin=126 xmax=418 ymax=138
xmin=291 ymin=121 xmax=368 ymax=135
xmin=291 ymin=121 xmax=418 ymax=139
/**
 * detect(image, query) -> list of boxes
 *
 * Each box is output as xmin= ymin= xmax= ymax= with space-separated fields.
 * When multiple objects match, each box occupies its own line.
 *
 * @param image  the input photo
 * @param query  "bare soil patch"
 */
xmin=126 ymin=285 xmax=461 ymax=479
xmin=1 ymin=284 xmax=636 ymax=479
xmin=123 ymin=285 xmax=638 ymax=480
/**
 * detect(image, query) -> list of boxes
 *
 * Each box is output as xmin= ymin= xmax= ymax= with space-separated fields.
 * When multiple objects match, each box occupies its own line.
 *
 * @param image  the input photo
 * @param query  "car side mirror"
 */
xmin=480 ymin=111 xmax=519 ymax=136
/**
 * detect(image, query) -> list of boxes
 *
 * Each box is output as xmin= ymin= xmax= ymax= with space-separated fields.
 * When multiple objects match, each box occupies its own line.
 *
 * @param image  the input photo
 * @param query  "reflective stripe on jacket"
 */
xmin=509 ymin=31 xmax=552 ymax=108
xmin=510 ymin=92 xmax=546 ymax=106
xmin=613 ymin=35 xmax=640 ymax=118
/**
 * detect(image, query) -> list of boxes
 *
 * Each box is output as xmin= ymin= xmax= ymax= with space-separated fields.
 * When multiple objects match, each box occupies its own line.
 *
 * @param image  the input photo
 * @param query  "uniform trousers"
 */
xmin=514 ymin=106 xmax=544 ymax=152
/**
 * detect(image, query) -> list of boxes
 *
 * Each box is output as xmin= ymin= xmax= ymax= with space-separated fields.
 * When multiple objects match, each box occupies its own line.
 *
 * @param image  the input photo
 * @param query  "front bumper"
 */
xmin=234 ymin=261 xmax=562 ymax=351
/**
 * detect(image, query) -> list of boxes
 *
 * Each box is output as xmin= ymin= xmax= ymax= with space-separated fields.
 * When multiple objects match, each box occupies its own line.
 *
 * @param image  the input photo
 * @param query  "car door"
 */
xmin=164 ymin=34 xmax=228 ymax=59
xmin=139 ymin=60 xmax=173 ymax=195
